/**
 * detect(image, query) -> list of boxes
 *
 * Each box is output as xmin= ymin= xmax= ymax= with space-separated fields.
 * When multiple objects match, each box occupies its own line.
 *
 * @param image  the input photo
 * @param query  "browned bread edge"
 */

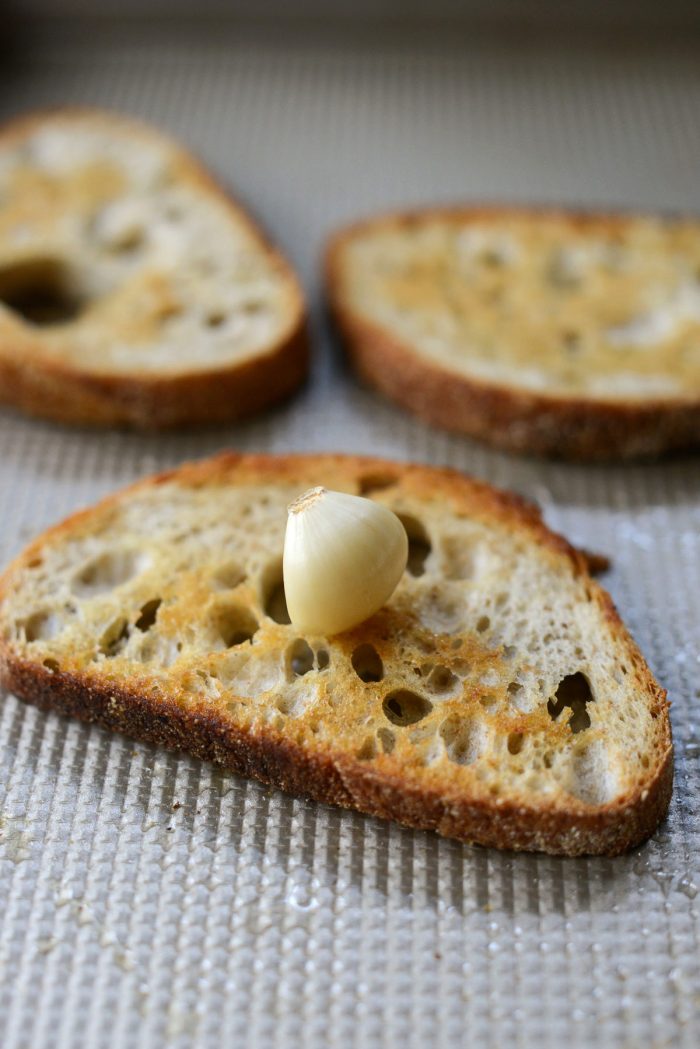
xmin=0 ymin=655 xmax=671 ymax=856
xmin=325 ymin=206 xmax=700 ymax=462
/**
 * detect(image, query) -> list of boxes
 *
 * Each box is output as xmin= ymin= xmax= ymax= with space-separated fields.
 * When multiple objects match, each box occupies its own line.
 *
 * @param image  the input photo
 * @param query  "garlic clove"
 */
xmin=283 ymin=486 xmax=409 ymax=636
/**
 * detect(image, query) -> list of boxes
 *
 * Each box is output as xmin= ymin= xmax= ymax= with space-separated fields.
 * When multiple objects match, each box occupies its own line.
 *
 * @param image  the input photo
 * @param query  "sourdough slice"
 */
xmin=0 ymin=108 xmax=307 ymax=428
xmin=0 ymin=453 xmax=671 ymax=855
xmin=326 ymin=208 xmax=700 ymax=460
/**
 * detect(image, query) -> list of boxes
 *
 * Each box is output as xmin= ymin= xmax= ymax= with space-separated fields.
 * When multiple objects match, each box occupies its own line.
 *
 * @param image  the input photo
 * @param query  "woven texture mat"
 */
xmin=0 ymin=23 xmax=699 ymax=1049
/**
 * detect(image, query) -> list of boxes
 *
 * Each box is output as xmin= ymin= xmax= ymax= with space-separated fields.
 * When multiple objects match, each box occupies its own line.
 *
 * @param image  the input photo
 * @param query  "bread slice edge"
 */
xmin=0 ymin=653 xmax=672 ymax=856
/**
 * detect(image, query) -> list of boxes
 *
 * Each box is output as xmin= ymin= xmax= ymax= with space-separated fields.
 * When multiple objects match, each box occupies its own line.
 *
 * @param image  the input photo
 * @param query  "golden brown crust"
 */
xmin=0 ymin=107 xmax=309 ymax=429
xmin=0 ymin=320 xmax=308 ymax=429
xmin=0 ymin=654 xmax=672 ymax=856
xmin=325 ymin=206 xmax=700 ymax=461
xmin=579 ymin=549 xmax=611 ymax=576
xmin=0 ymin=452 xmax=673 ymax=855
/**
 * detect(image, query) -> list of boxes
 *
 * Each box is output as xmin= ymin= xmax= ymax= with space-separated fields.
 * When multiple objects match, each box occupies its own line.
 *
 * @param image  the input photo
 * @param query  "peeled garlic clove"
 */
xmin=283 ymin=486 xmax=408 ymax=636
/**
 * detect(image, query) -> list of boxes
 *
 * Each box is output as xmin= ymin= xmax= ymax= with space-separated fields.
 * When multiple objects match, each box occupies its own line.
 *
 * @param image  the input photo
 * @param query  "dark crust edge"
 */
xmin=324 ymin=206 xmax=700 ymax=462
xmin=0 ymin=106 xmax=310 ymax=429
xmin=0 ymin=451 xmax=674 ymax=856
xmin=0 ymin=657 xmax=673 ymax=857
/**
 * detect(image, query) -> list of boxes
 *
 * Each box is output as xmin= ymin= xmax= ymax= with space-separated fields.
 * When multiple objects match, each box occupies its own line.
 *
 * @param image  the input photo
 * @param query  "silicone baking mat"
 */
xmin=0 ymin=21 xmax=699 ymax=1048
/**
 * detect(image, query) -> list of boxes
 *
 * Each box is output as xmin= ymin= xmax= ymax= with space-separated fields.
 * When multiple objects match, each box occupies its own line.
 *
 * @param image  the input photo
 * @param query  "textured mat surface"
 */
xmin=0 ymin=22 xmax=699 ymax=1049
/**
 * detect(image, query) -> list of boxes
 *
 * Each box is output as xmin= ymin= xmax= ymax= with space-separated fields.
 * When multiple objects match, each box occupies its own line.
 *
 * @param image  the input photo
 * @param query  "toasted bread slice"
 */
xmin=326 ymin=208 xmax=700 ymax=460
xmin=0 ymin=108 xmax=308 ymax=428
xmin=0 ymin=453 xmax=671 ymax=855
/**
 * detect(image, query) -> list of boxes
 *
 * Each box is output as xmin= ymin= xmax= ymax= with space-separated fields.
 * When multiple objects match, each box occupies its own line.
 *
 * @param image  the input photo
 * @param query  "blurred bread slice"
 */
xmin=0 ymin=108 xmax=308 ymax=428
xmin=326 ymin=207 xmax=700 ymax=460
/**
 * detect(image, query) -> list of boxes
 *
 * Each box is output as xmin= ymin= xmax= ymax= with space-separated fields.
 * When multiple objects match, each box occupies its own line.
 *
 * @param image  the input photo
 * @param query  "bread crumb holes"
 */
xmin=351 ymin=643 xmax=383 ymax=683
xmin=383 ymin=689 xmax=432 ymax=726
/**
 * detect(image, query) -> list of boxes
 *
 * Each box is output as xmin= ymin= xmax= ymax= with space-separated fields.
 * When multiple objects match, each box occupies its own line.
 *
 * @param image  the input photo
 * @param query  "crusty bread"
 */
xmin=0 ymin=108 xmax=308 ymax=428
xmin=326 ymin=207 xmax=700 ymax=460
xmin=0 ymin=453 xmax=671 ymax=855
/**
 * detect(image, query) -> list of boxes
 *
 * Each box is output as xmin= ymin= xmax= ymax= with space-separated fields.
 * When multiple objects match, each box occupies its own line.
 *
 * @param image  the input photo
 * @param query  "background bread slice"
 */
xmin=0 ymin=453 xmax=671 ymax=855
xmin=0 ymin=108 xmax=308 ymax=428
xmin=326 ymin=207 xmax=700 ymax=460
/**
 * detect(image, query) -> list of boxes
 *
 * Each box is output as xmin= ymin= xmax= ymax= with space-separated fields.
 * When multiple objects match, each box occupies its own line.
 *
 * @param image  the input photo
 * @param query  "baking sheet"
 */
xmin=0 ymin=21 xmax=699 ymax=1049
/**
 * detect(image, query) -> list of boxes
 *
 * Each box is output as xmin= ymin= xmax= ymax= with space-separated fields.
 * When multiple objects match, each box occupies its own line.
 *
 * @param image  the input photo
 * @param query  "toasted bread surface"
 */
xmin=0 ymin=453 xmax=672 ymax=855
xmin=0 ymin=108 xmax=308 ymax=427
xmin=326 ymin=207 xmax=700 ymax=460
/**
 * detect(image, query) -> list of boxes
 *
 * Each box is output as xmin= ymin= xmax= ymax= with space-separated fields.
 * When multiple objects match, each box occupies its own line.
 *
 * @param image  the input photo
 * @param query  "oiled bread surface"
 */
xmin=327 ymin=208 xmax=700 ymax=459
xmin=0 ymin=109 xmax=307 ymax=427
xmin=0 ymin=454 xmax=672 ymax=855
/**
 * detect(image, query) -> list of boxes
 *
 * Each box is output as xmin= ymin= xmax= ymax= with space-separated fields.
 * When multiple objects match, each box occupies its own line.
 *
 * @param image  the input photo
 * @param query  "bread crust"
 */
xmin=0 ymin=107 xmax=309 ymax=428
xmin=0 ymin=656 xmax=672 ymax=857
xmin=0 ymin=452 xmax=673 ymax=856
xmin=325 ymin=207 xmax=700 ymax=461
xmin=0 ymin=320 xmax=308 ymax=429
